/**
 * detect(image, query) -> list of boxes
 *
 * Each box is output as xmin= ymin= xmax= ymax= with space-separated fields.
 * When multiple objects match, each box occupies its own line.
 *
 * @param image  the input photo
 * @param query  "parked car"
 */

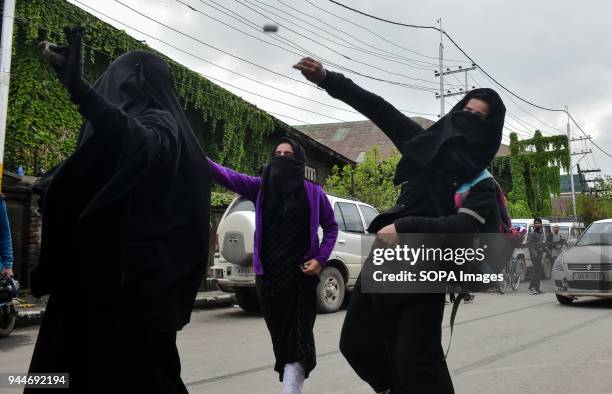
xmin=210 ymin=194 xmax=379 ymax=313
xmin=511 ymin=218 xmax=552 ymax=280
xmin=552 ymin=219 xmax=612 ymax=304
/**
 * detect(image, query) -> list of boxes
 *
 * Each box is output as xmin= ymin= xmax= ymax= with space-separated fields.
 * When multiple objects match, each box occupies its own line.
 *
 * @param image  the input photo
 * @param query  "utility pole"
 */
xmin=437 ymin=18 xmax=444 ymax=117
xmin=0 ymin=0 xmax=16 ymax=191
xmin=566 ymin=106 xmax=577 ymax=218
xmin=570 ymin=136 xmax=601 ymax=193
xmin=435 ymin=64 xmax=477 ymax=100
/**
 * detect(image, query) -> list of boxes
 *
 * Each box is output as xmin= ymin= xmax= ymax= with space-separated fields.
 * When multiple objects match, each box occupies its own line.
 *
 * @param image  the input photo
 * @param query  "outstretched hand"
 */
xmin=293 ymin=57 xmax=326 ymax=84
xmin=39 ymin=27 xmax=89 ymax=99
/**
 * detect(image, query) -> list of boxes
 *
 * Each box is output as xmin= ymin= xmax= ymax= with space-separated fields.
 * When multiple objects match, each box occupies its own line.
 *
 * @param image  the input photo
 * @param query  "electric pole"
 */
xmin=566 ymin=106 xmax=577 ymax=218
xmin=570 ymin=135 xmax=601 ymax=196
xmin=435 ymin=64 xmax=477 ymax=100
xmin=0 ymin=0 xmax=16 ymax=190
xmin=438 ymin=18 xmax=444 ymax=117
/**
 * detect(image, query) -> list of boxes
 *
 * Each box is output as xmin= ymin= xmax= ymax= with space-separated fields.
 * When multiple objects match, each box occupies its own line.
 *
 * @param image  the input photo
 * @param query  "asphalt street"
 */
xmin=2 ymin=280 xmax=612 ymax=394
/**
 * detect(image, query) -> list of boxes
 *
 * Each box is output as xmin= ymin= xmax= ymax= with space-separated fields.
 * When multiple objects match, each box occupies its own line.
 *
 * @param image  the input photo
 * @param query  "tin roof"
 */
xmin=295 ymin=119 xmax=510 ymax=162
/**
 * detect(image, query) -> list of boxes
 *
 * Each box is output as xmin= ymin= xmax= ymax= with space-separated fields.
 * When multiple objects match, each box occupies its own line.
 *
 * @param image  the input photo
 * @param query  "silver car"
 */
xmin=552 ymin=219 xmax=612 ymax=304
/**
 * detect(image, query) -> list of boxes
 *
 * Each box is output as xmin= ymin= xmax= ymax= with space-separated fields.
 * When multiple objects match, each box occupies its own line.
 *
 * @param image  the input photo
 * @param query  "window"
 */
xmin=576 ymin=223 xmax=612 ymax=246
xmin=337 ymin=202 xmax=364 ymax=233
xmin=226 ymin=197 xmax=255 ymax=216
xmin=305 ymin=166 xmax=317 ymax=182
xmin=334 ymin=205 xmax=347 ymax=232
xmin=359 ymin=205 xmax=379 ymax=230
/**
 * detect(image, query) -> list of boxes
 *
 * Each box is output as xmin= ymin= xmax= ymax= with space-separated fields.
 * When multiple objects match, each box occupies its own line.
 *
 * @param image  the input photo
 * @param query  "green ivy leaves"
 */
xmin=7 ymin=0 xmax=280 ymax=178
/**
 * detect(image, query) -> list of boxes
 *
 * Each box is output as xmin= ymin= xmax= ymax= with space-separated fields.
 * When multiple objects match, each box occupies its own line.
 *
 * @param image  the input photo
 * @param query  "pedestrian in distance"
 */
xmin=527 ymin=218 xmax=547 ymax=294
xmin=549 ymin=224 xmax=567 ymax=263
xmin=0 ymin=193 xmax=14 ymax=279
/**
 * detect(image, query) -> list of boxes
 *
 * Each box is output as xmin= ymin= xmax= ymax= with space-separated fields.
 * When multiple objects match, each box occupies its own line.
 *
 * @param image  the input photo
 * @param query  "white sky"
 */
xmin=69 ymin=0 xmax=612 ymax=178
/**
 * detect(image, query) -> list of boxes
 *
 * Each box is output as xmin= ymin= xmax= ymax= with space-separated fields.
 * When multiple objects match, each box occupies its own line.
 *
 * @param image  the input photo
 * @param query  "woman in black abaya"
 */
xmin=295 ymin=57 xmax=506 ymax=394
xmin=27 ymin=28 xmax=211 ymax=393
xmin=257 ymin=138 xmax=318 ymax=388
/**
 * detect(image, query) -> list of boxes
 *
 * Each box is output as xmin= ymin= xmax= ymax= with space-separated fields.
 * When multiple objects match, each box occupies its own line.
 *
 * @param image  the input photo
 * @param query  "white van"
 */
xmin=511 ymin=218 xmax=552 ymax=279
xmin=210 ymin=194 xmax=378 ymax=313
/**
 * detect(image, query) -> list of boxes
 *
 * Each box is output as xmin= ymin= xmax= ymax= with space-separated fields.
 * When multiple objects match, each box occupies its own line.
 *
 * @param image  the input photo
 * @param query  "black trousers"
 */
xmin=529 ymin=257 xmax=543 ymax=291
xmin=340 ymin=279 xmax=454 ymax=394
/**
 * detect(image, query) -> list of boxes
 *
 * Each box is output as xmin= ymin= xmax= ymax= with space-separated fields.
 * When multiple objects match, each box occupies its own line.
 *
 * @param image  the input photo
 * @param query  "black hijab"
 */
xmin=33 ymin=51 xmax=211 ymax=330
xmin=394 ymin=88 xmax=505 ymax=185
xmin=261 ymin=137 xmax=306 ymax=213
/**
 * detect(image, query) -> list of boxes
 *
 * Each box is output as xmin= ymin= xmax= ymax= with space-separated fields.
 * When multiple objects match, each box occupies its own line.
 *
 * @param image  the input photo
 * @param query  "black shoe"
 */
xmin=537 ymin=290 xmax=544 ymax=294
xmin=528 ymin=287 xmax=534 ymax=292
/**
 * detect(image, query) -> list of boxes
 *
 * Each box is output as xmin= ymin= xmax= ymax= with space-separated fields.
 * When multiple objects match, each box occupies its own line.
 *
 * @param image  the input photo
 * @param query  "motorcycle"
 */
xmin=0 ymin=275 xmax=19 ymax=337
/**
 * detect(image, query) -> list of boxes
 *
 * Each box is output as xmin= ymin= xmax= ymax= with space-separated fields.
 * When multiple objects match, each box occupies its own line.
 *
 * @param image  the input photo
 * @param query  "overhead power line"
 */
xmin=324 ymin=0 xmax=612 ymax=159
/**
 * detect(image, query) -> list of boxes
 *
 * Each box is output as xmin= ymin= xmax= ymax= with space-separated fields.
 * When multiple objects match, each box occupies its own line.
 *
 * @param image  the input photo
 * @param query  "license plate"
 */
xmin=573 ymin=272 xmax=604 ymax=281
xmin=236 ymin=267 xmax=254 ymax=275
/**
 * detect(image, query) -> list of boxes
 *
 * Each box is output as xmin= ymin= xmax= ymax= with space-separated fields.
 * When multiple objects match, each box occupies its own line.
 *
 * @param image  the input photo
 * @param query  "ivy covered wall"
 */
xmin=490 ymin=131 xmax=569 ymax=218
xmin=5 ymin=0 xmax=284 ymax=181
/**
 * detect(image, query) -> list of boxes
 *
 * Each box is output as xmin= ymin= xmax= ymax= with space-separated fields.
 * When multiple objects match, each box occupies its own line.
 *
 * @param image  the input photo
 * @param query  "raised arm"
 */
xmin=294 ymin=58 xmax=424 ymax=150
xmin=207 ymin=158 xmax=260 ymax=203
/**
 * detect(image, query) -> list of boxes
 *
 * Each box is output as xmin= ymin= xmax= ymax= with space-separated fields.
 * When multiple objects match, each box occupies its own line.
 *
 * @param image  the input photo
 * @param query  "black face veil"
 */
xmin=261 ymin=137 xmax=306 ymax=213
xmin=394 ymin=88 xmax=506 ymax=185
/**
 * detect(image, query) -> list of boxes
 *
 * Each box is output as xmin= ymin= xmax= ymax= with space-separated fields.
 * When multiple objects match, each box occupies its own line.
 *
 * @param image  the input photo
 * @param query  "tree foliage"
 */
xmin=325 ymin=147 xmax=399 ymax=211
xmin=576 ymin=176 xmax=612 ymax=224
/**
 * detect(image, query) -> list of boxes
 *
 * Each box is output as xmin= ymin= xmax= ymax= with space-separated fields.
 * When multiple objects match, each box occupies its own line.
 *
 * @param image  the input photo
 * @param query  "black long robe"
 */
xmin=257 ymin=137 xmax=318 ymax=381
xmin=319 ymin=71 xmax=505 ymax=393
xmin=27 ymin=51 xmax=210 ymax=393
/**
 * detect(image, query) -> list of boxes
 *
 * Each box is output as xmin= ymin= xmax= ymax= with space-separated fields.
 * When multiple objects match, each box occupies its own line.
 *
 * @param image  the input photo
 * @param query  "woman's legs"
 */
xmin=376 ymin=293 xmax=454 ymax=394
xmin=256 ymin=276 xmax=318 ymax=385
xmin=340 ymin=279 xmax=393 ymax=392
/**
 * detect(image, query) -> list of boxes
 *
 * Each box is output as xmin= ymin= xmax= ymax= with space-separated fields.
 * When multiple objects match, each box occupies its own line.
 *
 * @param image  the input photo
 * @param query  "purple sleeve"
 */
xmin=314 ymin=189 xmax=339 ymax=266
xmin=207 ymin=158 xmax=261 ymax=202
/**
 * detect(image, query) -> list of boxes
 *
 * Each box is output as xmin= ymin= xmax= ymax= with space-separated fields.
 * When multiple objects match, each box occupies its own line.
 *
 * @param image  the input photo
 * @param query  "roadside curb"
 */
xmin=15 ymin=308 xmax=44 ymax=328
xmin=193 ymin=292 xmax=236 ymax=309
xmin=14 ymin=292 xmax=235 ymax=328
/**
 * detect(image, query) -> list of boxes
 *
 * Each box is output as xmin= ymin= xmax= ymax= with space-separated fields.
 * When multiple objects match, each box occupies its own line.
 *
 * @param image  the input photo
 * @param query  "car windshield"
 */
xmin=576 ymin=223 xmax=612 ymax=246
xmin=226 ymin=197 xmax=255 ymax=216
xmin=512 ymin=222 xmax=528 ymax=229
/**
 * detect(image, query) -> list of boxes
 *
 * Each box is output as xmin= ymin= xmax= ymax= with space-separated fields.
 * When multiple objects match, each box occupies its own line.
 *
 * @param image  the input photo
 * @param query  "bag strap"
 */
xmin=455 ymin=170 xmax=494 ymax=209
xmin=445 ymin=292 xmax=465 ymax=359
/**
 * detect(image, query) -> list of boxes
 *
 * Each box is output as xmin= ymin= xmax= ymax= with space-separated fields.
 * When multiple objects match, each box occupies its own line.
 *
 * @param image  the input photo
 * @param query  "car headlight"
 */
xmin=553 ymin=254 xmax=565 ymax=271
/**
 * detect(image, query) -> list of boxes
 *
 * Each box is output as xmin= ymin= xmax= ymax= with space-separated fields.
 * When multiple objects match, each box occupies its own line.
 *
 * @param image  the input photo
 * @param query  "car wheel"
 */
xmin=517 ymin=257 xmax=527 ymax=283
xmin=316 ymin=266 xmax=345 ymax=314
xmin=234 ymin=287 xmax=261 ymax=312
xmin=556 ymin=294 xmax=574 ymax=305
